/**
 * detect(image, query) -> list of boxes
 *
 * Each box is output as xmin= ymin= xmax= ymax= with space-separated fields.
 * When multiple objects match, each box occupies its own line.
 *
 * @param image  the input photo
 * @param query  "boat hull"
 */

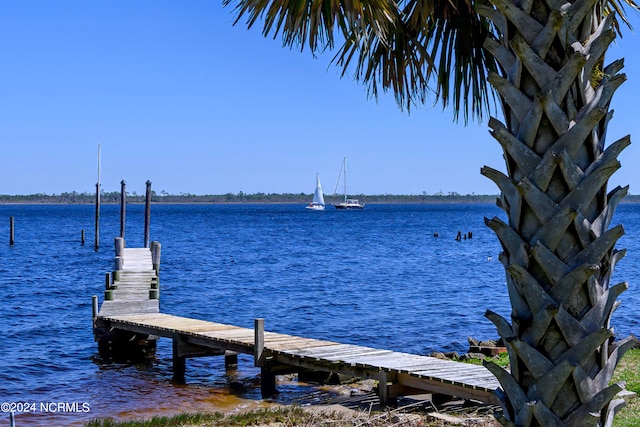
xmin=334 ymin=203 xmax=365 ymax=210
xmin=334 ymin=197 xmax=365 ymax=209
xmin=306 ymin=204 xmax=325 ymax=211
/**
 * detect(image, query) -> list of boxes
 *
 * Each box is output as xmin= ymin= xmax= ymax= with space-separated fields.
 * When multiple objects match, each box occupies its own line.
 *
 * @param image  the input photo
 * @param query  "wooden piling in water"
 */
xmin=261 ymin=366 xmax=277 ymax=397
xmin=144 ymin=180 xmax=151 ymax=248
xmin=9 ymin=216 xmax=14 ymax=245
xmin=95 ymin=182 xmax=100 ymax=251
xmin=120 ymin=180 xmax=126 ymax=239
xmin=173 ymin=337 xmax=186 ymax=382
xmin=225 ymin=352 xmax=238 ymax=369
xmin=81 ymin=229 xmax=85 ymax=245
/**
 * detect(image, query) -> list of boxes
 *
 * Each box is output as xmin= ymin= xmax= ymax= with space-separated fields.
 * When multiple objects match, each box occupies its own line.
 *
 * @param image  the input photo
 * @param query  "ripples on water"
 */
xmin=0 ymin=203 xmax=638 ymax=425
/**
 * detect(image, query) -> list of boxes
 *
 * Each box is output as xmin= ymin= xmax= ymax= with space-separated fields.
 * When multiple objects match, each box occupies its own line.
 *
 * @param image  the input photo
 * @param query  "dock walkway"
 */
xmin=92 ymin=241 xmax=501 ymax=406
xmin=97 ymin=246 xmax=159 ymax=316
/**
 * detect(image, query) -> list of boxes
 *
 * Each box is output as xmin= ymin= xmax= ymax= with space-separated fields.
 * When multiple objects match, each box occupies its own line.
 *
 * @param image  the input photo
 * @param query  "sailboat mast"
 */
xmin=343 ymin=157 xmax=347 ymax=202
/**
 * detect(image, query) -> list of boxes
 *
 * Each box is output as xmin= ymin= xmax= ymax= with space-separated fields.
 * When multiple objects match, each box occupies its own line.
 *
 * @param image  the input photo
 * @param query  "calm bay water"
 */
xmin=1 ymin=203 xmax=638 ymax=426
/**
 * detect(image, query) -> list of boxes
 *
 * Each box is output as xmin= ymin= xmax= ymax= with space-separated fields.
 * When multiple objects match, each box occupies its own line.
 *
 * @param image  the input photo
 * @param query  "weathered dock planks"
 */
xmin=93 ymin=242 xmax=502 ymax=407
xmin=93 ymin=239 xmax=162 ymax=357
xmin=97 ymin=243 xmax=160 ymax=317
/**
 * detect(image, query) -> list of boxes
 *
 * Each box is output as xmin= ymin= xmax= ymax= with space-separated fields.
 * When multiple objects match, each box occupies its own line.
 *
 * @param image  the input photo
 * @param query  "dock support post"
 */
xmin=255 ymin=318 xmax=277 ymax=397
xmin=92 ymin=295 xmax=101 ymax=342
xmin=151 ymin=241 xmax=161 ymax=294
xmin=172 ymin=337 xmax=186 ymax=383
xmin=224 ymin=351 xmax=238 ymax=369
xmin=254 ymin=318 xmax=264 ymax=367
xmin=120 ymin=180 xmax=126 ymax=239
xmin=151 ymin=241 xmax=161 ymax=273
xmin=115 ymin=237 xmax=125 ymax=258
xmin=81 ymin=229 xmax=85 ymax=245
xmin=92 ymin=295 xmax=98 ymax=321
xmin=114 ymin=256 xmax=124 ymax=281
xmin=114 ymin=237 xmax=125 ymax=282
xmin=9 ymin=216 xmax=14 ymax=246
xmin=144 ymin=180 xmax=152 ymax=248
xmin=261 ymin=367 xmax=277 ymax=397
xmin=378 ymin=370 xmax=390 ymax=407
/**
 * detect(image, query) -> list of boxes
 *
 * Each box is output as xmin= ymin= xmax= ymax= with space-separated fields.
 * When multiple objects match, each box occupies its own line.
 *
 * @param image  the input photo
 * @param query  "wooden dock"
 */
xmin=97 ymin=248 xmax=160 ymax=316
xmin=93 ymin=241 xmax=502 ymax=406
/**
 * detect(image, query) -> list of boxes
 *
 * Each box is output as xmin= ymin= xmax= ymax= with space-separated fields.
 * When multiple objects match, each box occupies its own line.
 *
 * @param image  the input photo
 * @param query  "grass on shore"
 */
xmin=611 ymin=348 xmax=640 ymax=426
xmin=85 ymin=406 xmax=438 ymax=427
xmin=86 ymin=349 xmax=640 ymax=427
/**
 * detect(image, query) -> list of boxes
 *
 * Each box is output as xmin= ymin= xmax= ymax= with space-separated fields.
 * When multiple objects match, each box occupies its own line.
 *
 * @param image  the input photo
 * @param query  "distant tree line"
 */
xmin=1 ymin=191 xmax=639 ymax=204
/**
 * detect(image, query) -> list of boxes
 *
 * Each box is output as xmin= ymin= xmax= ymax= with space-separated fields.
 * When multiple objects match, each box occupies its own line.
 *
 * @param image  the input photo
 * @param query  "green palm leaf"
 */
xmin=225 ymin=0 xmax=499 ymax=121
xmin=225 ymin=0 xmax=637 ymax=122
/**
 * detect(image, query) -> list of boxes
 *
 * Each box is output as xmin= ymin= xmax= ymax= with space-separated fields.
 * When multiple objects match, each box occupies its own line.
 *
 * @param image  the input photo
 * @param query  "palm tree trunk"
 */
xmin=478 ymin=0 xmax=636 ymax=425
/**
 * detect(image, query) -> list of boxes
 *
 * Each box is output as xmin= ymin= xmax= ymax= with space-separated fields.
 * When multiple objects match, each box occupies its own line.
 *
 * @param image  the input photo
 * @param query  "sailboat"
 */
xmin=333 ymin=157 xmax=365 ymax=209
xmin=305 ymin=173 xmax=326 ymax=210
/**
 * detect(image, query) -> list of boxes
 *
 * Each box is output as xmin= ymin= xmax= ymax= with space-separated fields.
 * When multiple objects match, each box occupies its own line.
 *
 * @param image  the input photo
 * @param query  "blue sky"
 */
xmin=1 ymin=2 xmax=639 ymax=196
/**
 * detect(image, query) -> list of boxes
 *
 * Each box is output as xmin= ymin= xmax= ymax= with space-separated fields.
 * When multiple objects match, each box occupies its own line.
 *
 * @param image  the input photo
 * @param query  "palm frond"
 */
xmin=223 ymin=0 xmax=635 ymax=123
xmin=225 ymin=0 xmax=499 ymax=122
xmin=223 ymin=0 xmax=398 ymax=51
xmin=605 ymin=0 xmax=640 ymax=34
xmin=333 ymin=0 xmax=499 ymax=122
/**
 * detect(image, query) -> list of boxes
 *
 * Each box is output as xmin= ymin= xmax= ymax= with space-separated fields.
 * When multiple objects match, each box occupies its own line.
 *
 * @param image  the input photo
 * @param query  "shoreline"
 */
xmin=1 ymin=192 xmax=640 ymax=205
xmin=1 ymin=190 xmax=640 ymax=205
xmin=0 ymin=201 xmax=502 ymax=205
xmin=0 ymin=194 xmax=500 ymax=205
xmin=86 ymin=347 xmax=640 ymax=426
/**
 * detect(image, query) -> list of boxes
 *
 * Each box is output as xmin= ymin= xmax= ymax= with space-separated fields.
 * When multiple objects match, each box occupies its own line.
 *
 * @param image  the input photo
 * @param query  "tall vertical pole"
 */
xmin=95 ymin=144 xmax=101 ymax=251
xmin=9 ymin=216 xmax=14 ymax=246
xmin=120 ymin=180 xmax=126 ymax=239
xmin=343 ymin=157 xmax=348 ymax=202
xmin=144 ymin=180 xmax=151 ymax=248
xmin=95 ymin=183 xmax=100 ymax=251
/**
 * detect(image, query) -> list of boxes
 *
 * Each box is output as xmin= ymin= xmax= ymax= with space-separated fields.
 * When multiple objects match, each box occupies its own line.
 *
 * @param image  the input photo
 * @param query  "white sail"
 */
xmin=313 ymin=174 xmax=325 ymax=206
xmin=306 ymin=173 xmax=325 ymax=210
